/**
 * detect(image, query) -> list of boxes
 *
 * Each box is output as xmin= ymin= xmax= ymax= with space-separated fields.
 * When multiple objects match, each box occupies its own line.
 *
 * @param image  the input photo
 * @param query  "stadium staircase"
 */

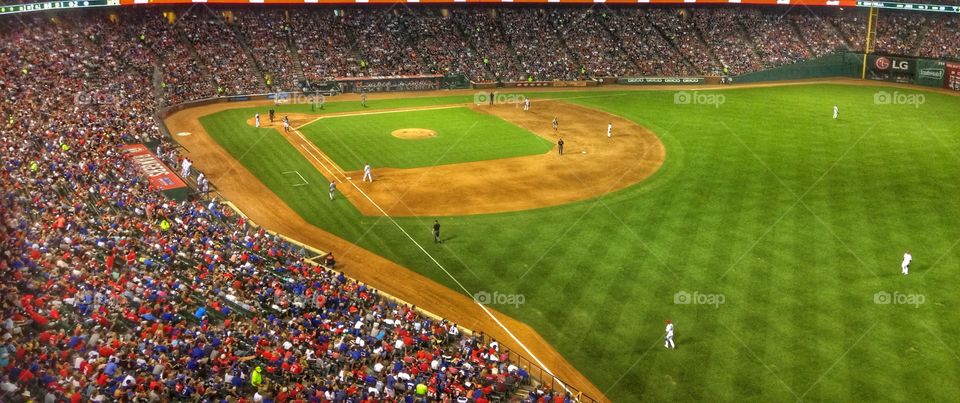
xmin=174 ymin=29 xmax=219 ymax=96
xmin=219 ymin=14 xmax=269 ymax=93
xmin=788 ymin=16 xmax=818 ymax=57
xmin=643 ymin=15 xmax=702 ymax=75
xmin=735 ymin=19 xmax=766 ymax=63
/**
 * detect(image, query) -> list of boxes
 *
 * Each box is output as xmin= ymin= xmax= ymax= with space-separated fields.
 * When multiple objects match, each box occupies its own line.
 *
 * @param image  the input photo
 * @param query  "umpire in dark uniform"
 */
xmin=558 ymin=137 xmax=564 ymax=155
xmin=433 ymin=220 xmax=442 ymax=244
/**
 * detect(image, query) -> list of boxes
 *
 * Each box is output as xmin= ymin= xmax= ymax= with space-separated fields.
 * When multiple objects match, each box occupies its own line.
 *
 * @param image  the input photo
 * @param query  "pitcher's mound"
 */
xmin=392 ymin=128 xmax=437 ymax=139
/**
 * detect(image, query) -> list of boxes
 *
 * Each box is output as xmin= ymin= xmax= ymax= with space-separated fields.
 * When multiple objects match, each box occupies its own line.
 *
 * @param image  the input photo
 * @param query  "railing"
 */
xmin=482 ymin=333 xmax=601 ymax=403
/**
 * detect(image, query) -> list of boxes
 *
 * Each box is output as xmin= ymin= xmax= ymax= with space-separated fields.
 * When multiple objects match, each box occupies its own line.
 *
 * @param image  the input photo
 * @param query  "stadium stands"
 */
xmin=2 ymin=5 xmax=960 ymax=401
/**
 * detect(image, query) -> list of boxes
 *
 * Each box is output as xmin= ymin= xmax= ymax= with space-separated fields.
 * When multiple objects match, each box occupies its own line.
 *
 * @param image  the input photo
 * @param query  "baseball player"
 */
xmin=833 ymin=104 xmax=839 ymax=120
xmin=901 ymin=251 xmax=912 ymax=275
xmin=523 ymin=98 xmax=530 ymax=111
xmin=328 ymin=181 xmax=336 ymax=200
xmin=255 ymin=113 xmax=261 ymax=128
xmin=664 ymin=320 xmax=675 ymax=349
xmin=283 ymin=116 xmax=290 ymax=132
xmin=360 ymin=91 xmax=367 ymax=108
xmin=552 ymin=117 xmax=558 ymax=132
xmin=433 ymin=220 xmax=442 ymax=244
xmin=362 ymin=163 xmax=373 ymax=182
xmin=557 ymin=137 xmax=564 ymax=155
xmin=607 ymin=122 xmax=613 ymax=138
xmin=269 ymin=109 xmax=275 ymax=123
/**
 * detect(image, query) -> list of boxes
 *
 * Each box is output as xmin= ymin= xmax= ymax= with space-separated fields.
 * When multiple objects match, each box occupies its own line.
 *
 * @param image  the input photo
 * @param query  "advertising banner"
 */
xmin=914 ymin=59 xmax=946 ymax=88
xmin=946 ymin=62 xmax=960 ymax=91
xmin=618 ymin=77 xmax=706 ymax=85
xmin=119 ymin=144 xmax=187 ymax=191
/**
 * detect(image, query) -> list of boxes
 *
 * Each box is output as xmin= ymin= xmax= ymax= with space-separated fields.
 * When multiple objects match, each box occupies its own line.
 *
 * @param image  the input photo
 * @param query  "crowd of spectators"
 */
xmin=498 ymin=8 xmax=580 ymax=81
xmin=603 ymin=9 xmax=696 ymax=77
xmin=918 ymin=14 xmax=960 ymax=60
xmin=740 ymin=9 xmax=813 ymax=69
xmin=289 ymin=10 xmax=361 ymax=82
xmin=788 ymin=12 xmax=850 ymax=58
xmin=178 ymin=8 xmax=265 ymax=96
xmin=548 ymin=9 xmax=636 ymax=77
xmin=232 ymin=10 xmax=302 ymax=93
xmin=0 ymin=12 xmax=577 ymax=403
xmin=449 ymin=9 xmax=523 ymax=82
xmin=405 ymin=9 xmax=490 ymax=81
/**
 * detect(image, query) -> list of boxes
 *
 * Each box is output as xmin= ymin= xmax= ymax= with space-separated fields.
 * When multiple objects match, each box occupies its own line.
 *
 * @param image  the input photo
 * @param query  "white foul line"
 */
xmin=339 ymin=173 xmax=574 ymax=397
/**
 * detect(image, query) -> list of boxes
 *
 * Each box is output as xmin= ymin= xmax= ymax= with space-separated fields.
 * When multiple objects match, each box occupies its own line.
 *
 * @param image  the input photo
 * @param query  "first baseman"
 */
xmin=362 ymin=163 xmax=373 ymax=182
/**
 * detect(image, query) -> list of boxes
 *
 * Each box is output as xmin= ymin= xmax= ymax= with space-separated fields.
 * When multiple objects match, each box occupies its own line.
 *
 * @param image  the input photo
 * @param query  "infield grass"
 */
xmin=298 ymin=106 xmax=553 ymax=170
xmin=199 ymin=84 xmax=960 ymax=402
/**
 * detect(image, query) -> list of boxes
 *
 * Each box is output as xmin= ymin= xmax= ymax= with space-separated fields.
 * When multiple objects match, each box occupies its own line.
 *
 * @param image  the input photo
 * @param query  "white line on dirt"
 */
xmin=299 ymin=145 xmax=342 ymax=184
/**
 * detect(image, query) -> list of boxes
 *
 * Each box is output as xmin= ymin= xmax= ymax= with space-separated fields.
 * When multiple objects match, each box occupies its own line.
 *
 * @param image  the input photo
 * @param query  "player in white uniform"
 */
xmin=329 ymin=181 xmax=337 ymax=200
xmin=255 ymin=113 xmax=261 ymax=128
xmin=362 ymin=163 xmax=373 ymax=182
xmin=833 ymin=105 xmax=839 ymax=120
xmin=283 ymin=116 xmax=290 ymax=132
xmin=523 ymin=98 xmax=530 ymax=111
xmin=664 ymin=320 xmax=675 ymax=349
xmin=901 ymin=251 xmax=912 ymax=275
xmin=607 ymin=122 xmax=613 ymax=138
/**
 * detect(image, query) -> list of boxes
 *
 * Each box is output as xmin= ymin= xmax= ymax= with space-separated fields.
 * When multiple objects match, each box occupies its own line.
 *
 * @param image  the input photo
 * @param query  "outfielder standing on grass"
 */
xmin=433 ymin=220 xmax=442 ymax=244
xmin=664 ymin=320 xmax=675 ymax=349
xmin=901 ymin=250 xmax=912 ymax=275
xmin=833 ymin=104 xmax=840 ymax=120
xmin=328 ymin=181 xmax=336 ymax=200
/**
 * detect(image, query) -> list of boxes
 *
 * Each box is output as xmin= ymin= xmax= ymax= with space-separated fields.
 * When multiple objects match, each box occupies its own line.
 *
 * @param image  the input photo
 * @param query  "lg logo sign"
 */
xmin=875 ymin=57 xmax=891 ymax=70
xmin=875 ymin=57 xmax=911 ymax=71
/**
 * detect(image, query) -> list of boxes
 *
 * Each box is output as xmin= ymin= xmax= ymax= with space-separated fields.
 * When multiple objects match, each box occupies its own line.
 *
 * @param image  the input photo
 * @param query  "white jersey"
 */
xmin=364 ymin=164 xmax=371 ymax=174
xmin=665 ymin=323 xmax=674 ymax=337
xmin=607 ymin=124 xmax=612 ymax=134
xmin=902 ymin=253 xmax=912 ymax=266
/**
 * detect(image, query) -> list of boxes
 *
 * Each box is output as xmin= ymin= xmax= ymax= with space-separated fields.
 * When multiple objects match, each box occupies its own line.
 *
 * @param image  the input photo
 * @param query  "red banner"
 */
xmin=946 ymin=62 xmax=960 ymax=92
xmin=119 ymin=144 xmax=188 ymax=191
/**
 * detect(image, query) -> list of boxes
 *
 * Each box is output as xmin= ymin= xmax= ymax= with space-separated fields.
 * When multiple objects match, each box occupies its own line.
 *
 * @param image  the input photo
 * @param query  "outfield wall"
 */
xmin=733 ymin=52 xmax=863 ymax=83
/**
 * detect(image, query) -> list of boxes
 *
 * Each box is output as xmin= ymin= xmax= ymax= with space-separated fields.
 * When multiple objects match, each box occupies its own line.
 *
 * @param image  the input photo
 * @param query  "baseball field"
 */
xmin=168 ymin=81 xmax=960 ymax=402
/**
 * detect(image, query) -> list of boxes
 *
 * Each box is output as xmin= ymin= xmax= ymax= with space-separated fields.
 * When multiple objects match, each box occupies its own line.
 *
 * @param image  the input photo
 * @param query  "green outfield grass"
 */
xmin=198 ymin=84 xmax=960 ymax=402
xmin=297 ymin=106 xmax=553 ymax=170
